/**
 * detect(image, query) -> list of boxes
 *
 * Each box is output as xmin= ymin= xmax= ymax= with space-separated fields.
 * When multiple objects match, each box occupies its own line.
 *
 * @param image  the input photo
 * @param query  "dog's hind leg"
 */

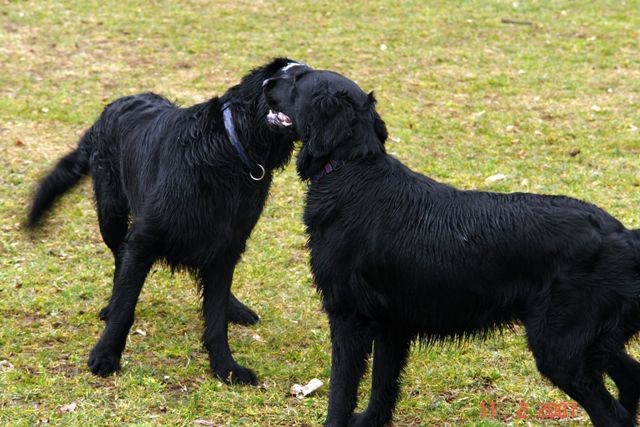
xmin=227 ymin=292 xmax=260 ymax=326
xmin=535 ymin=355 xmax=632 ymax=426
xmin=93 ymin=179 xmax=130 ymax=322
xmin=606 ymin=350 xmax=640 ymax=419
xmin=324 ymin=314 xmax=373 ymax=427
xmin=349 ymin=333 xmax=411 ymax=427
xmin=526 ymin=322 xmax=634 ymax=426
xmin=201 ymin=254 xmax=258 ymax=385
xmin=88 ymin=222 xmax=157 ymax=376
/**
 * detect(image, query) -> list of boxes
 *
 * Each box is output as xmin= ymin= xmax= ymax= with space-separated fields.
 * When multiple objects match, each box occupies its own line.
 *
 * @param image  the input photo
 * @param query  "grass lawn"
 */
xmin=1 ymin=1 xmax=638 ymax=425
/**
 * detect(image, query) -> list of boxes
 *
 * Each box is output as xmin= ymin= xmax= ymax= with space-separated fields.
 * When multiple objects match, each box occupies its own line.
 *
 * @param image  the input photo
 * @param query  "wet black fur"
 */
xmin=264 ymin=69 xmax=640 ymax=426
xmin=28 ymin=58 xmax=299 ymax=384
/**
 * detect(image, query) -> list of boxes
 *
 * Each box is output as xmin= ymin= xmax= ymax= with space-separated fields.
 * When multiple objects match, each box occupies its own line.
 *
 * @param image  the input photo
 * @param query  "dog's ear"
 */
xmin=297 ymin=88 xmax=386 ymax=180
xmin=305 ymin=90 xmax=355 ymax=158
xmin=368 ymin=92 xmax=388 ymax=144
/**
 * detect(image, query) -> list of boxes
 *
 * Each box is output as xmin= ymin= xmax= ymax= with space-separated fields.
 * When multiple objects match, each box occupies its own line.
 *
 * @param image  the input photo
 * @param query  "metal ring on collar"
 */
xmin=250 ymin=164 xmax=266 ymax=181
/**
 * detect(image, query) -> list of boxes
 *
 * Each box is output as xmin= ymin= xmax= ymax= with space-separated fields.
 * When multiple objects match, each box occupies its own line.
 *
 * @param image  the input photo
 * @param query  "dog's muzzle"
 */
xmin=266 ymin=110 xmax=292 ymax=127
xmin=263 ymin=62 xmax=308 ymax=128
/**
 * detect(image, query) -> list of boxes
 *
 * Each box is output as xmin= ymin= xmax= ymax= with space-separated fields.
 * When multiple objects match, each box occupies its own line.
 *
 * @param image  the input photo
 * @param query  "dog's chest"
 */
xmin=162 ymin=179 xmax=270 ymax=238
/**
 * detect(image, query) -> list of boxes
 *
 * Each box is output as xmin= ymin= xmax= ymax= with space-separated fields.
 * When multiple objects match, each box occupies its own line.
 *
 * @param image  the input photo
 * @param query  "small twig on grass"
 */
xmin=501 ymin=18 xmax=533 ymax=26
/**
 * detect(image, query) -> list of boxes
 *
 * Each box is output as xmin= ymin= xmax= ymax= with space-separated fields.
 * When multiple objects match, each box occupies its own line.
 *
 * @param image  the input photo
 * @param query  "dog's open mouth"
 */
xmin=267 ymin=110 xmax=293 ymax=128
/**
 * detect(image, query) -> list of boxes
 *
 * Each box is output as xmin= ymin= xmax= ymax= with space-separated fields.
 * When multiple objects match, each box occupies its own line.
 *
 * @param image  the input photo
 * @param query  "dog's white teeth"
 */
xmin=267 ymin=110 xmax=292 ymax=127
xmin=277 ymin=112 xmax=292 ymax=126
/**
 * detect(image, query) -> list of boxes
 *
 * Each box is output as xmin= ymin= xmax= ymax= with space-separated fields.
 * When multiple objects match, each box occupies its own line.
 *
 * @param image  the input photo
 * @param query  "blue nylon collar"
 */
xmin=222 ymin=102 xmax=265 ymax=181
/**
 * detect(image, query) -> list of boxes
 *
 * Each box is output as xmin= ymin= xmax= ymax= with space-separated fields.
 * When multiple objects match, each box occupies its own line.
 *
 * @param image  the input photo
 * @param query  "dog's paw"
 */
xmin=99 ymin=305 xmax=111 ymax=321
xmin=214 ymin=363 xmax=258 ymax=385
xmin=88 ymin=346 xmax=121 ymax=376
xmin=348 ymin=411 xmax=387 ymax=427
xmin=228 ymin=303 xmax=260 ymax=326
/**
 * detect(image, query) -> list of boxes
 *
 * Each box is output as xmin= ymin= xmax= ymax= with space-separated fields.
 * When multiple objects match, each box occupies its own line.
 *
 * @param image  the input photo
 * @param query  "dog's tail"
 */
xmin=27 ymin=136 xmax=90 ymax=228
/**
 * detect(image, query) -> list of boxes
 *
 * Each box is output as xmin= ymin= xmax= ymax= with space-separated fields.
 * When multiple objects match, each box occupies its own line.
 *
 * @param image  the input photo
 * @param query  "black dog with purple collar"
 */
xmin=264 ymin=67 xmax=640 ymax=427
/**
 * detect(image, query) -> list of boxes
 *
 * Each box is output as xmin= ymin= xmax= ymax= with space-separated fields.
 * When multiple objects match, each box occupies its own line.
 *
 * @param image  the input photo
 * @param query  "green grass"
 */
xmin=1 ymin=0 xmax=639 ymax=425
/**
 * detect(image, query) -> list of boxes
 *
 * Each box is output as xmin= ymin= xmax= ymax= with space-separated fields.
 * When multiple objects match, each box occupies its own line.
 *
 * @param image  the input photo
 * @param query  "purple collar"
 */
xmin=311 ymin=160 xmax=344 ymax=183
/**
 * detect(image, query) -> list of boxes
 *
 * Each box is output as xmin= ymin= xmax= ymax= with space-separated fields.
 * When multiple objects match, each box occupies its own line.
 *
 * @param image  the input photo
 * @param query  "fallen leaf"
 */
xmin=484 ymin=174 xmax=508 ymax=184
xmin=15 ymin=139 xmax=25 ymax=146
xmin=133 ymin=329 xmax=147 ymax=336
xmin=591 ymin=105 xmax=601 ymax=112
xmin=59 ymin=402 xmax=76 ymax=413
xmin=568 ymin=148 xmax=581 ymax=157
xmin=471 ymin=110 xmax=486 ymax=120
xmin=0 ymin=360 xmax=14 ymax=370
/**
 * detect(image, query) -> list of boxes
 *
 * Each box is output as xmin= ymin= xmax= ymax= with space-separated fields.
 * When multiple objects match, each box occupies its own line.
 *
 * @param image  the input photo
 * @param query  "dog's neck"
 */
xmin=221 ymin=102 xmax=266 ymax=181
xmin=216 ymin=99 xmax=293 ymax=174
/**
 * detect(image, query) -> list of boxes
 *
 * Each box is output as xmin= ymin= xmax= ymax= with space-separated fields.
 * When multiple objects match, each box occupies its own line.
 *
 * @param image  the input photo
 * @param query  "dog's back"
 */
xmin=309 ymin=155 xmax=640 ymax=334
xmin=88 ymin=93 xmax=179 ymax=215
xmin=27 ymin=93 xmax=176 ymax=227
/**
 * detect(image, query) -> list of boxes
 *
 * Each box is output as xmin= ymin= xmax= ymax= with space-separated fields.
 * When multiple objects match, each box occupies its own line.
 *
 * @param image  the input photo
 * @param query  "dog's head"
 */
xmin=235 ymin=58 xmax=309 ymax=98
xmin=263 ymin=68 xmax=387 ymax=180
xmin=225 ymin=57 xmax=310 ymax=127
xmin=221 ymin=58 xmax=311 ymax=169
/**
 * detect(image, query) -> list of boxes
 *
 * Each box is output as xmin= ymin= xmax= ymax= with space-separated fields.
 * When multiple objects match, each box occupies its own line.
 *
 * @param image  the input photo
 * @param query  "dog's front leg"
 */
xmin=349 ymin=333 xmax=411 ymax=427
xmin=324 ymin=314 xmax=373 ymax=427
xmin=201 ymin=259 xmax=257 ymax=385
